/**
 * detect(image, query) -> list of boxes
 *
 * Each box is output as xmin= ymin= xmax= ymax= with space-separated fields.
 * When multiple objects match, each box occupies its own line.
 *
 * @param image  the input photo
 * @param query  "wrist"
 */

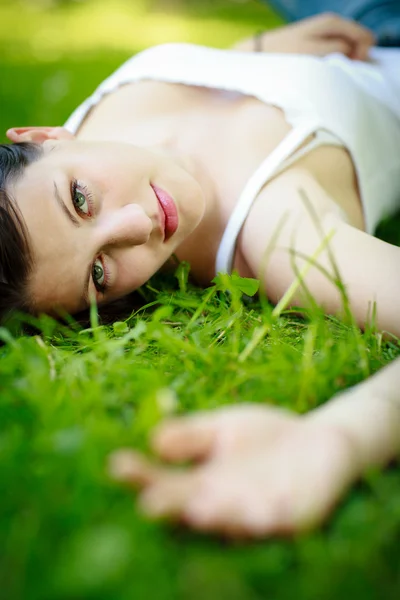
xmin=305 ymin=399 xmax=365 ymax=477
xmin=307 ymin=381 xmax=400 ymax=474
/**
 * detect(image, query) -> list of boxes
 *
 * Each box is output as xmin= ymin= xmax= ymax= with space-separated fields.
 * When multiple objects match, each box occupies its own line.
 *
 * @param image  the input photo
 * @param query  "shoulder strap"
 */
xmin=215 ymin=121 xmax=322 ymax=275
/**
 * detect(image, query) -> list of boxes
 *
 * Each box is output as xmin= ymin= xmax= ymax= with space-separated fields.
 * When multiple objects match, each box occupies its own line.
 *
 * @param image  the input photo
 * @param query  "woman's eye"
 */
xmin=73 ymin=188 xmax=89 ymax=215
xmin=92 ymin=258 xmax=105 ymax=289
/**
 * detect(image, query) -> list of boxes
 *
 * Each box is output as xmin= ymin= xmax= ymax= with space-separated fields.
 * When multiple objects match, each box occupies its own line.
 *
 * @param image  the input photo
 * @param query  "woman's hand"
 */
xmin=109 ymin=404 xmax=360 ymax=537
xmin=234 ymin=13 xmax=375 ymax=60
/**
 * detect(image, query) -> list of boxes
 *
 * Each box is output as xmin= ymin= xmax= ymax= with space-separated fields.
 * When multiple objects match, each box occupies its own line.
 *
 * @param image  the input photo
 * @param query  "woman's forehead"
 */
xmin=11 ymin=161 xmax=86 ymax=313
xmin=12 ymin=158 xmax=56 ymax=205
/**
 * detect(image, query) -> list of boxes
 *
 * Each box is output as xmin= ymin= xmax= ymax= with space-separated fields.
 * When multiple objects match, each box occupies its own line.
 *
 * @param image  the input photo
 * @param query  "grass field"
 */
xmin=1 ymin=1 xmax=400 ymax=599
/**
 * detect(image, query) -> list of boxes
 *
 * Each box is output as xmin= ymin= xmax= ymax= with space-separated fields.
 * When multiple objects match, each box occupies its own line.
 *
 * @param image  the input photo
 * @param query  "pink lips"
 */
xmin=151 ymin=184 xmax=178 ymax=241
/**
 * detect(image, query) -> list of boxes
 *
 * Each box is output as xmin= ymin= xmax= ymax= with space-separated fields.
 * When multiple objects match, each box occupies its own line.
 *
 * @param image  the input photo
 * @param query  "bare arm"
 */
xmin=239 ymin=168 xmax=400 ymax=339
xmin=232 ymin=13 xmax=375 ymax=60
xmin=311 ymin=355 xmax=400 ymax=471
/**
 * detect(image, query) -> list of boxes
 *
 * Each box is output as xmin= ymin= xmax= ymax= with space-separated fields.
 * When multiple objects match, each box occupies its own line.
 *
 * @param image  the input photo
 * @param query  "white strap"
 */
xmin=215 ymin=121 xmax=323 ymax=275
xmin=271 ymin=129 xmax=343 ymax=181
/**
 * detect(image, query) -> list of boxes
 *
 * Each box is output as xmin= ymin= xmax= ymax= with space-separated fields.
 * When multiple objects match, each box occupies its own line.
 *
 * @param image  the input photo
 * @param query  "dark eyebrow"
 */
xmin=53 ymin=181 xmax=80 ymax=227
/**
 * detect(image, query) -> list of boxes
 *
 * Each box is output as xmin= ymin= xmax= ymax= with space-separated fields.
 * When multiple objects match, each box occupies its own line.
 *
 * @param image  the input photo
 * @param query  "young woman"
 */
xmin=1 ymin=14 xmax=400 ymax=537
xmin=1 ymin=14 xmax=400 ymax=337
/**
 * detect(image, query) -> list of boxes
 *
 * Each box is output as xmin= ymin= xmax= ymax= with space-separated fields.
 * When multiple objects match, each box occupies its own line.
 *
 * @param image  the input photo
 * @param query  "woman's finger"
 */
xmin=308 ymin=13 xmax=376 ymax=46
xmin=151 ymin=413 xmax=218 ymax=462
xmin=350 ymin=41 xmax=372 ymax=61
xmin=108 ymin=448 xmax=203 ymax=520
xmin=306 ymin=38 xmax=354 ymax=58
xmin=138 ymin=470 xmax=201 ymax=518
xmin=108 ymin=449 xmax=161 ymax=487
xmin=152 ymin=404 xmax=297 ymax=461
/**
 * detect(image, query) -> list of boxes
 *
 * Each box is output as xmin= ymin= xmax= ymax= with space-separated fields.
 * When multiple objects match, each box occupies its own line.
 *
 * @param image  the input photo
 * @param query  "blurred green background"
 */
xmin=0 ymin=0 xmax=282 ymax=136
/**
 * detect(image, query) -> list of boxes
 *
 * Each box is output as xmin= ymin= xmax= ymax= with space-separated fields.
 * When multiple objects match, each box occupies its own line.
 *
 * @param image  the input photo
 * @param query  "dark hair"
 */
xmin=0 ymin=142 xmax=43 ymax=324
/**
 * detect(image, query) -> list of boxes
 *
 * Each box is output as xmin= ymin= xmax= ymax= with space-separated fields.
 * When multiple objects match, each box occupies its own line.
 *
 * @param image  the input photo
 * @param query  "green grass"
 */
xmin=1 ymin=276 xmax=400 ymax=600
xmin=1 ymin=1 xmax=400 ymax=599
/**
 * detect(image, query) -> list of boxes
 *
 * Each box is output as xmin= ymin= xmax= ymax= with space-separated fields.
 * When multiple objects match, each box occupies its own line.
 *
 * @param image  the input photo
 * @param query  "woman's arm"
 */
xmin=239 ymin=167 xmax=400 ymax=339
xmin=310 ymin=354 xmax=400 ymax=471
xmin=108 ymin=357 xmax=400 ymax=537
xmin=233 ymin=13 xmax=375 ymax=60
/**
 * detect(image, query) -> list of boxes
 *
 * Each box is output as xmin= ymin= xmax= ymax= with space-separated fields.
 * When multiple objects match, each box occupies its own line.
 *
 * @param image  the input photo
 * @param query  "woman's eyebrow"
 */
xmin=53 ymin=182 xmax=80 ymax=227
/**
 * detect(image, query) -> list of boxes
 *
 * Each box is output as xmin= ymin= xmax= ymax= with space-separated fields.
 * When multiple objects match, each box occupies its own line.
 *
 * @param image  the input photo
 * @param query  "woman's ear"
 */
xmin=6 ymin=126 xmax=75 ymax=143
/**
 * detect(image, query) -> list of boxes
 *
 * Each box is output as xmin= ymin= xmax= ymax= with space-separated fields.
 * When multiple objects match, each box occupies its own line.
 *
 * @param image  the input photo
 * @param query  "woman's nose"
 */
xmin=97 ymin=204 xmax=153 ymax=249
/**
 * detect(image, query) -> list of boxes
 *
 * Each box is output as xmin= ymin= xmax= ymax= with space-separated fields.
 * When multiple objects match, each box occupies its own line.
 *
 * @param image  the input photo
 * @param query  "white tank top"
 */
xmin=64 ymin=44 xmax=400 ymax=274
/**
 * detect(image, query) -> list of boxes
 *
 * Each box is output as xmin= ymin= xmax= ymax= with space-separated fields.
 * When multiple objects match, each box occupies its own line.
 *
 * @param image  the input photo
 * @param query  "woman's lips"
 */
xmin=151 ymin=184 xmax=178 ymax=241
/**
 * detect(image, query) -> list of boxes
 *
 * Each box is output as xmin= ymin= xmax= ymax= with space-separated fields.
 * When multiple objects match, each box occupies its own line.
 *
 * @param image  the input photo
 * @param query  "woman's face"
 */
xmin=11 ymin=137 xmax=206 ymax=315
